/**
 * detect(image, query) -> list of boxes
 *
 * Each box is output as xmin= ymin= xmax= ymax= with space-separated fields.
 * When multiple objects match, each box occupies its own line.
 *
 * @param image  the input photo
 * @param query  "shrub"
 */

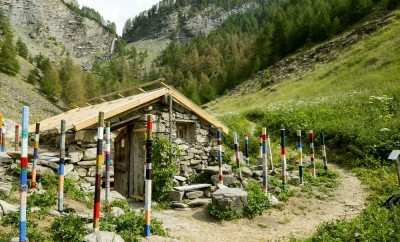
xmin=100 ymin=211 xmax=166 ymax=242
xmin=152 ymin=137 xmax=180 ymax=202
xmin=16 ymin=38 xmax=28 ymax=59
xmin=28 ymin=191 xmax=57 ymax=208
xmin=244 ymin=180 xmax=270 ymax=218
xmin=208 ymin=202 xmax=242 ymax=220
xmin=51 ymin=214 xmax=86 ymax=241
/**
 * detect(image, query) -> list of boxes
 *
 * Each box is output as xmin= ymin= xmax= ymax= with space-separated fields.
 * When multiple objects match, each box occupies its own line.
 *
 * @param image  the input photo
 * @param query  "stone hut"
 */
xmin=32 ymin=86 xmax=228 ymax=199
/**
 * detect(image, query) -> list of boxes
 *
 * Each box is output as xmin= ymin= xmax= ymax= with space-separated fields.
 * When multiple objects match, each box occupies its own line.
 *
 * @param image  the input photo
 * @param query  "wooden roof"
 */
xmin=32 ymin=87 xmax=229 ymax=134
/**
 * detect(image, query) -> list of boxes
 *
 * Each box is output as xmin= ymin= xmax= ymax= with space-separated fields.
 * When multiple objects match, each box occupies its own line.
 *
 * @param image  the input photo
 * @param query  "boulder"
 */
xmin=78 ymin=160 xmax=97 ymax=167
xmin=211 ymin=174 xmax=238 ymax=187
xmin=171 ymin=202 xmax=189 ymax=209
xmin=84 ymin=231 xmax=124 ymax=242
xmin=0 ymin=181 xmax=12 ymax=196
xmin=168 ymin=190 xmax=184 ymax=202
xmin=204 ymin=164 xmax=232 ymax=175
xmin=173 ymin=184 xmax=211 ymax=192
xmin=68 ymin=150 xmax=84 ymax=164
xmin=270 ymin=195 xmax=280 ymax=206
xmin=241 ymin=167 xmax=253 ymax=177
xmin=212 ymin=187 xmax=248 ymax=214
xmin=252 ymin=170 xmax=263 ymax=178
xmin=0 ymin=200 xmax=18 ymax=215
xmin=35 ymin=165 xmax=55 ymax=175
xmin=76 ymin=167 xmax=88 ymax=177
xmin=87 ymin=167 xmax=97 ymax=177
xmin=83 ymin=148 xmax=97 ymax=161
xmin=188 ymin=198 xmax=211 ymax=207
xmin=110 ymin=207 xmax=125 ymax=217
xmin=185 ymin=190 xmax=203 ymax=199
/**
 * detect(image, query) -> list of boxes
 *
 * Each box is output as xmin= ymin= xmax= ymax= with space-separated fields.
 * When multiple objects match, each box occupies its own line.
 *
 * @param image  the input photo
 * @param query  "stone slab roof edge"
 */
xmin=30 ymin=87 xmax=229 ymax=134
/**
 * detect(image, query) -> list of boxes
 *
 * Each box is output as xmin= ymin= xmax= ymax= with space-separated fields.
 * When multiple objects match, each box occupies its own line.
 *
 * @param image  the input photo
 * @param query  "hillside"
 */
xmin=0 ymin=57 xmax=61 ymax=122
xmin=0 ymin=0 xmax=116 ymax=69
xmin=207 ymin=11 xmax=398 ymax=114
xmin=123 ymin=0 xmax=258 ymax=71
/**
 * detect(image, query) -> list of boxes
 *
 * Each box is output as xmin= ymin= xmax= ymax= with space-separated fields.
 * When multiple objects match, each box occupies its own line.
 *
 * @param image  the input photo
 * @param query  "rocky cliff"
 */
xmin=0 ymin=0 xmax=115 ymax=68
xmin=124 ymin=1 xmax=258 ymax=43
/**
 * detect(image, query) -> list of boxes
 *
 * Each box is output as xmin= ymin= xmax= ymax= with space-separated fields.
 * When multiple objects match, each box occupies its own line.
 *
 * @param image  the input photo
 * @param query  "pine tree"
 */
xmin=0 ymin=33 xmax=20 ymax=76
xmin=16 ymin=38 xmax=28 ymax=59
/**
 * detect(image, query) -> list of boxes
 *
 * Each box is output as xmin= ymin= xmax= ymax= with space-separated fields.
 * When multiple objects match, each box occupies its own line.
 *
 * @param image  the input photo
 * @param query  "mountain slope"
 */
xmin=207 ymin=12 xmax=400 ymax=114
xmin=1 ymin=0 xmax=116 ymax=69
xmin=0 ymin=57 xmax=61 ymax=123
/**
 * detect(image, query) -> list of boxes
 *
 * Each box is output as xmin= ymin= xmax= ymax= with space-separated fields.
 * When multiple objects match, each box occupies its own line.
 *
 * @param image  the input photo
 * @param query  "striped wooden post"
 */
xmin=58 ymin=120 xmax=66 ymax=212
xmin=0 ymin=113 xmax=2 ymax=152
xmin=144 ymin=114 xmax=153 ymax=238
xmin=15 ymin=124 xmax=19 ymax=152
xmin=309 ymin=130 xmax=316 ymax=178
xmin=0 ymin=116 xmax=5 ymax=152
xmin=105 ymin=121 xmax=111 ymax=208
xmin=93 ymin=112 xmax=104 ymax=231
xmin=259 ymin=135 xmax=263 ymax=160
xmin=297 ymin=130 xmax=304 ymax=184
xmin=262 ymin=128 xmax=268 ymax=193
xmin=321 ymin=132 xmax=328 ymax=171
xmin=31 ymin=123 xmax=40 ymax=189
xmin=244 ymin=135 xmax=249 ymax=165
xmin=217 ymin=129 xmax=224 ymax=185
xmin=266 ymin=131 xmax=275 ymax=173
xmin=234 ymin=132 xmax=243 ymax=183
xmin=280 ymin=127 xmax=288 ymax=188
xmin=19 ymin=106 xmax=29 ymax=242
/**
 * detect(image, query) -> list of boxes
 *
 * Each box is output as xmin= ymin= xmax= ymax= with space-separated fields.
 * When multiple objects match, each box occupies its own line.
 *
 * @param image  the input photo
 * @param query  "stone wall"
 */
xmin=36 ymin=101 xmax=217 ymax=192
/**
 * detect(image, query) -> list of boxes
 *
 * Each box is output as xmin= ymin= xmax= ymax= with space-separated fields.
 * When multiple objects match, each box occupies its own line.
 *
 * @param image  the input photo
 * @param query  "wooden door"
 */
xmin=114 ymin=128 xmax=130 ymax=197
xmin=131 ymin=128 xmax=146 ymax=199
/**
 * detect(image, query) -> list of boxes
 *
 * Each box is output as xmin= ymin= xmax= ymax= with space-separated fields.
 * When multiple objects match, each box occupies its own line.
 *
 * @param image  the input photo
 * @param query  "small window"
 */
xmin=176 ymin=122 xmax=195 ymax=143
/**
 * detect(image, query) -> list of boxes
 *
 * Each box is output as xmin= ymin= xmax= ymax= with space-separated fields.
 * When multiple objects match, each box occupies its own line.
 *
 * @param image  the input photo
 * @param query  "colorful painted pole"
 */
xmin=262 ymin=128 xmax=268 ymax=193
xmin=321 ymin=132 xmax=328 ymax=171
xmin=1 ymin=124 xmax=6 ymax=152
xmin=58 ymin=120 xmax=66 ymax=213
xmin=15 ymin=124 xmax=19 ymax=152
xmin=259 ymin=135 xmax=263 ymax=160
xmin=234 ymin=132 xmax=243 ymax=184
xmin=266 ymin=131 xmax=275 ymax=173
xmin=280 ymin=127 xmax=288 ymax=188
xmin=0 ymin=112 xmax=3 ymax=152
xmin=297 ymin=130 xmax=304 ymax=184
xmin=105 ymin=121 xmax=111 ymax=208
xmin=31 ymin=123 xmax=40 ymax=189
xmin=19 ymin=106 xmax=29 ymax=242
xmin=93 ymin=112 xmax=104 ymax=231
xmin=217 ymin=129 xmax=224 ymax=185
xmin=309 ymin=130 xmax=316 ymax=178
xmin=144 ymin=114 xmax=153 ymax=238
xmin=244 ymin=135 xmax=249 ymax=165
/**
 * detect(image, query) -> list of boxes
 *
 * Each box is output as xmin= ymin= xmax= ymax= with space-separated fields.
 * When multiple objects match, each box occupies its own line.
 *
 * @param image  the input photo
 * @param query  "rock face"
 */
xmin=212 ymin=187 xmax=248 ymax=215
xmin=124 ymin=2 xmax=258 ymax=43
xmin=0 ymin=0 xmax=115 ymax=69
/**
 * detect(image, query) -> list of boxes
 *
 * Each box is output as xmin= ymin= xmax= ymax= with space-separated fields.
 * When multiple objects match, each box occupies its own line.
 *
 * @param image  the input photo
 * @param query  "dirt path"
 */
xmin=154 ymin=165 xmax=367 ymax=242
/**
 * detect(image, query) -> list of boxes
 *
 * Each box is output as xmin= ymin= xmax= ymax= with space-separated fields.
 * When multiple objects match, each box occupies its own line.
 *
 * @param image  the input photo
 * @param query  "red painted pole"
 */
xmin=93 ymin=112 xmax=104 ymax=231
xmin=309 ymin=130 xmax=316 ymax=178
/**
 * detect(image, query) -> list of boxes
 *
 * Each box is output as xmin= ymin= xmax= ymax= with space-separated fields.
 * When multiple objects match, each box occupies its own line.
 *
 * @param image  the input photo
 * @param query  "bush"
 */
xmin=244 ymin=180 xmax=270 ymax=218
xmin=100 ymin=211 xmax=166 ymax=242
xmin=16 ymin=38 xmax=28 ymax=59
xmin=51 ymin=214 xmax=86 ymax=241
xmin=208 ymin=202 xmax=242 ymax=221
xmin=152 ymin=137 xmax=180 ymax=202
xmin=28 ymin=191 xmax=57 ymax=208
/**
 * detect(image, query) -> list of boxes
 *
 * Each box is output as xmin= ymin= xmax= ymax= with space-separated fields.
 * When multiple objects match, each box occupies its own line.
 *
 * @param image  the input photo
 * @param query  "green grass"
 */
xmin=207 ymin=10 xmax=400 ymax=241
xmin=209 ymin=12 xmax=400 ymax=114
